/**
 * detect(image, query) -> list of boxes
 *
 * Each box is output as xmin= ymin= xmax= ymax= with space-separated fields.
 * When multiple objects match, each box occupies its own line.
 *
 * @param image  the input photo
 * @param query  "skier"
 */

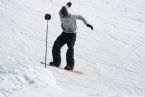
xmin=50 ymin=2 xmax=93 ymax=71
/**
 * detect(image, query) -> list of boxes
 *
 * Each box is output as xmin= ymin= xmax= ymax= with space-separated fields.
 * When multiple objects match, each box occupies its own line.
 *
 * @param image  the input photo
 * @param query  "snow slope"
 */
xmin=0 ymin=0 xmax=145 ymax=97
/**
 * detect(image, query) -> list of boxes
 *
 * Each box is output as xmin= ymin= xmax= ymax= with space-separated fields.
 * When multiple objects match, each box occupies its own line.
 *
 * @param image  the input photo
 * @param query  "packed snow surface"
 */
xmin=0 ymin=0 xmax=145 ymax=97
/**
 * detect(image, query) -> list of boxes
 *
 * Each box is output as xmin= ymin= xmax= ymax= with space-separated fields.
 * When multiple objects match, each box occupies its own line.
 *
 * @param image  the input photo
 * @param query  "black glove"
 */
xmin=87 ymin=24 xmax=93 ymax=30
xmin=67 ymin=2 xmax=72 ymax=7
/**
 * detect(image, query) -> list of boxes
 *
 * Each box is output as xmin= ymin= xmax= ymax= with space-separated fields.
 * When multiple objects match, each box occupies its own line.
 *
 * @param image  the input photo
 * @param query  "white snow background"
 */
xmin=0 ymin=0 xmax=145 ymax=97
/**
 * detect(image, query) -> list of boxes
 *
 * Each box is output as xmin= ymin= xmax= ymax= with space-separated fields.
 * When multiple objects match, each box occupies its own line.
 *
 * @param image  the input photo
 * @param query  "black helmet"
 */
xmin=61 ymin=6 xmax=68 ymax=16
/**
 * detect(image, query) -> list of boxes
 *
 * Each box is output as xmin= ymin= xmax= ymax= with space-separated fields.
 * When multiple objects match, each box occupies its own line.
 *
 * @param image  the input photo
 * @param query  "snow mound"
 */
xmin=0 ymin=64 xmax=56 ymax=95
xmin=0 ymin=64 xmax=92 ymax=97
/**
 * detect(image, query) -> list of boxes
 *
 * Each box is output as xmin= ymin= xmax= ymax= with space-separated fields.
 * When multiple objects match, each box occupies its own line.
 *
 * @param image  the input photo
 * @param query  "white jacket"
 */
xmin=59 ymin=6 xmax=88 ymax=33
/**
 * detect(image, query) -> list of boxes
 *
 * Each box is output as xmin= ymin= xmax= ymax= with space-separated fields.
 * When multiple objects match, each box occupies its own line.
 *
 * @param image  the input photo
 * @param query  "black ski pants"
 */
xmin=52 ymin=32 xmax=76 ymax=68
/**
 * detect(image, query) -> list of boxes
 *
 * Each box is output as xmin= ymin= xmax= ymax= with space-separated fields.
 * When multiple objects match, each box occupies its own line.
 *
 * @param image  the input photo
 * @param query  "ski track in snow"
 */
xmin=0 ymin=0 xmax=145 ymax=97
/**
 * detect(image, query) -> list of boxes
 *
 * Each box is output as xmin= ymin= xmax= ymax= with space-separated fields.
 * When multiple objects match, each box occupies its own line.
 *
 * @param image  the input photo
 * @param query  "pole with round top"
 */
xmin=44 ymin=14 xmax=51 ymax=68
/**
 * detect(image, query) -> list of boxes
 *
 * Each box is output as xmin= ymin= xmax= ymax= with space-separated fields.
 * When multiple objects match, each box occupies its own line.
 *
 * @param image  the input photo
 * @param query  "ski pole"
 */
xmin=44 ymin=14 xmax=51 ymax=68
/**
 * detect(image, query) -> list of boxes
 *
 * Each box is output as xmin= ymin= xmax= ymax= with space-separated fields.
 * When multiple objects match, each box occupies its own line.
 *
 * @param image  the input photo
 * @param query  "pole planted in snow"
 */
xmin=44 ymin=14 xmax=51 ymax=68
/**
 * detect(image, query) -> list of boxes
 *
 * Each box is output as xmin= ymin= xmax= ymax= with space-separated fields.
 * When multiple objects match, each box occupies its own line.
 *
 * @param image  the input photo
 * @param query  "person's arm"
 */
xmin=75 ymin=15 xmax=88 ymax=25
xmin=73 ymin=15 xmax=93 ymax=30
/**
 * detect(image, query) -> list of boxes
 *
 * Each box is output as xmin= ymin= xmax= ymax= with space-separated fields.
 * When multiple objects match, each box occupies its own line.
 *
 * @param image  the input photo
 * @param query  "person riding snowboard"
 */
xmin=50 ymin=2 xmax=93 ymax=71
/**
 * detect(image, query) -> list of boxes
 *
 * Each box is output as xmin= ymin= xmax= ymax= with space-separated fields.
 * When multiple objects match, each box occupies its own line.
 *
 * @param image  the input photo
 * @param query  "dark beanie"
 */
xmin=61 ymin=6 xmax=68 ymax=16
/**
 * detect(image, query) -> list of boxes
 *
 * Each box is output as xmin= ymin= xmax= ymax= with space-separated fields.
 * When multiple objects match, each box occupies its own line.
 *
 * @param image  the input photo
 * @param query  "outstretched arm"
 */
xmin=75 ymin=15 xmax=88 ymax=25
xmin=74 ymin=15 xmax=93 ymax=30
